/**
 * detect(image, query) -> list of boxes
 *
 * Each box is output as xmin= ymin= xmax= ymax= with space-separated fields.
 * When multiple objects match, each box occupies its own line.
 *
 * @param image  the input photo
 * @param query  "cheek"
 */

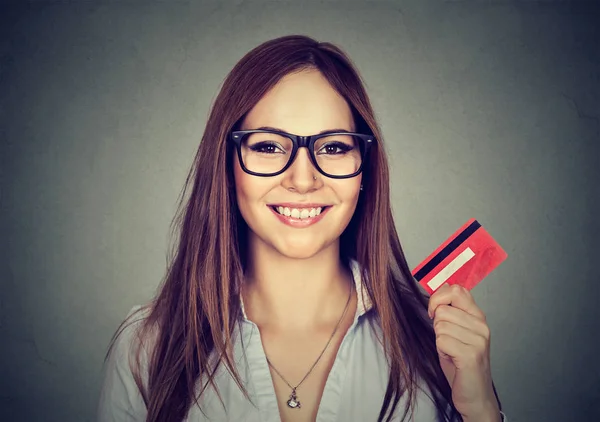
xmin=335 ymin=178 xmax=362 ymax=205
xmin=233 ymin=157 xmax=253 ymax=212
xmin=330 ymin=179 xmax=362 ymax=226
xmin=233 ymin=156 xmax=271 ymax=217
xmin=233 ymin=156 xmax=244 ymax=196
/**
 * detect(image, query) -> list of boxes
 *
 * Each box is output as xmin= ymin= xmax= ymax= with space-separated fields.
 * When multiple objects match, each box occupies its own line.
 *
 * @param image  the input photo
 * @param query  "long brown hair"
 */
xmin=103 ymin=34 xmax=501 ymax=422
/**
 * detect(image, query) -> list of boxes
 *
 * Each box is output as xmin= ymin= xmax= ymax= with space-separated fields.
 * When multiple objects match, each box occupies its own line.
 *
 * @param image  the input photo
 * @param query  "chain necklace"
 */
xmin=265 ymin=284 xmax=353 ymax=410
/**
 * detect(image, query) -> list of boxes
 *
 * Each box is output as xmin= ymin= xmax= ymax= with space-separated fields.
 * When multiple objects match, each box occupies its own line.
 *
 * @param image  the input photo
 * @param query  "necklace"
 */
xmin=265 ymin=283 xmax=353 ymax=410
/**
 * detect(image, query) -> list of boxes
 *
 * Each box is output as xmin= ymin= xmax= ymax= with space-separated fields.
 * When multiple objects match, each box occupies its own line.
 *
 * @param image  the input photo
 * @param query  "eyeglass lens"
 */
xmin=240 ymin=132 xmax=363 ymax=176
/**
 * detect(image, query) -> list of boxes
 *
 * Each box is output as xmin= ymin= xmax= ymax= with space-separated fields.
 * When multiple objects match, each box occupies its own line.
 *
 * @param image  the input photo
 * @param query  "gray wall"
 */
xmin=1 ymin=1 xmax=598 ymax=421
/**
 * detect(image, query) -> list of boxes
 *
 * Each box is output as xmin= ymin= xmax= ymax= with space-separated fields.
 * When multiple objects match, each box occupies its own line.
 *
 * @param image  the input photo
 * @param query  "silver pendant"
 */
xmin=286 ymin=388 xmax=301 ymax=409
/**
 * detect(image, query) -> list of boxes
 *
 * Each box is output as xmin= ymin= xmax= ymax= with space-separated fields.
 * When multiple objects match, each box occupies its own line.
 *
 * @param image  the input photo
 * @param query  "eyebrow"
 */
xmin=255 ymin=126 xmax=353 ymax=135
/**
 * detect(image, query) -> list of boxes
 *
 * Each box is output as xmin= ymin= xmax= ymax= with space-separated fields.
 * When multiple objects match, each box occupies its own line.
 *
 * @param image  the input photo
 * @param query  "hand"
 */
xmin=428 ymin=283 xmax=501 ymax=421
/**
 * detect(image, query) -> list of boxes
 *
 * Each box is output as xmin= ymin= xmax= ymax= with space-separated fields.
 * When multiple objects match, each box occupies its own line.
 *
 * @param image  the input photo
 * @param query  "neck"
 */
xmin=241 ymin=239 xmax=355 ymax=331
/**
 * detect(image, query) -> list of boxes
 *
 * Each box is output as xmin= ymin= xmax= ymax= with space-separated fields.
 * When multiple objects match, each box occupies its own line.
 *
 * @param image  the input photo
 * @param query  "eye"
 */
xmin=317 ymin=141 xmax=354 ymax=155
xmin=244 ymin=132 xmax=291 ymax=154
xmin=249 ymin=141 xmax=286 ymax=154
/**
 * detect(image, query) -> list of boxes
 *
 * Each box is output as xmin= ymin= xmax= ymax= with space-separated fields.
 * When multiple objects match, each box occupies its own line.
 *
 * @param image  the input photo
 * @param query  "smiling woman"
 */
xmin=232 ymin=69 xmax=366 ymax=261
xmin=97 ymin=35 xmax=506 ymax=422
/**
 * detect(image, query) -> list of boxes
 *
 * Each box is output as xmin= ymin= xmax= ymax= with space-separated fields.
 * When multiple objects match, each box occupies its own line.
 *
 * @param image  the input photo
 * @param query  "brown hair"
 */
xmin=103 ymin=34 xmax=501 ymax=422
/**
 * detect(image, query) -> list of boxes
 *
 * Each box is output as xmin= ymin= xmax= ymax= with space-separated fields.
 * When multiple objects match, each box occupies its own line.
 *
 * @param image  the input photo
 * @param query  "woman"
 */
xmin=97 ymin=35 xmax=507 ymax=422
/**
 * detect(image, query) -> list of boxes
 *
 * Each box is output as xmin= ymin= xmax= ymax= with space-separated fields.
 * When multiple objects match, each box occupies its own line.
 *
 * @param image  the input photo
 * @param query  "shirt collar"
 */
xmin=239 ymin=259 xmax=373 ymax=321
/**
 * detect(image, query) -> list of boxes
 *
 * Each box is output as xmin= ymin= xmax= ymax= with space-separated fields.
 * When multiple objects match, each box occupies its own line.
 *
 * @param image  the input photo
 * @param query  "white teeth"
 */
xmin=273 ymin=206 xmax=326 ymax=219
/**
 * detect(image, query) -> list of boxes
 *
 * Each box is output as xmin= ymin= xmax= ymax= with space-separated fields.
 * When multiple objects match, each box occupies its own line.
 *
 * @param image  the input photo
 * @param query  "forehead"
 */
xmin=241 ymin=69 xmax=355 ymax=135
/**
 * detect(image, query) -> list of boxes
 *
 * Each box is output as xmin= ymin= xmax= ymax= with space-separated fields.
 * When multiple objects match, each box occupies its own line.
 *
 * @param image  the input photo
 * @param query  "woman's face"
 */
xmin=233 ymin=69 xmax=362 ymax=260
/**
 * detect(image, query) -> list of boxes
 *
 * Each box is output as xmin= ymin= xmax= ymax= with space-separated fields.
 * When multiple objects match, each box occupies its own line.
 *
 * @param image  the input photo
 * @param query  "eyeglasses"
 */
xmin=229 ymin=129 xmax=375 ymax=178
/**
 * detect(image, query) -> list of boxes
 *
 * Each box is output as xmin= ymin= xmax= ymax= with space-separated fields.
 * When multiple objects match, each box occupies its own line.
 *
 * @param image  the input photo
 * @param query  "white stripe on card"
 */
xmin=427 ymin=247 xmax=475 ymax=291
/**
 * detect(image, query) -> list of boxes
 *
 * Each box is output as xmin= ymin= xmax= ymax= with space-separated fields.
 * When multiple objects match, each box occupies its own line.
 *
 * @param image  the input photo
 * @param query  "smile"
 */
xmin=272 ymin=206 xmax=325 ymax=219
xmin=268 ymin=205 xmax=331 ymax=227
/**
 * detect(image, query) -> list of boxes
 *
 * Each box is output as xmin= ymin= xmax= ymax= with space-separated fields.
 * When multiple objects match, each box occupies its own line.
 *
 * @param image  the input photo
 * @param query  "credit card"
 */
xmin=412 ymin=219 xmax=507 ymax=294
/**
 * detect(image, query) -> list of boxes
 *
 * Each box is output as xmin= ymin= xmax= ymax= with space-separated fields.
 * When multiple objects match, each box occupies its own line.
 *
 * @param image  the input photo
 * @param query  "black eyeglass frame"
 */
xmin=229 ymin=129 xmax=375 ymax=179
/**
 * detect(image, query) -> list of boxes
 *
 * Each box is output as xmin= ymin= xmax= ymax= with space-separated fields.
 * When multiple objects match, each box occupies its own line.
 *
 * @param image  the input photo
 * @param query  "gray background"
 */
xmin=1 ymin=0 xmax=598 ymax=421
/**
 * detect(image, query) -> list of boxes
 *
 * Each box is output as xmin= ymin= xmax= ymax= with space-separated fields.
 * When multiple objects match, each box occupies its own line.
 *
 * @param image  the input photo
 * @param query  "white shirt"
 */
xmin=97 ymin=260 xmax=507 ymax=422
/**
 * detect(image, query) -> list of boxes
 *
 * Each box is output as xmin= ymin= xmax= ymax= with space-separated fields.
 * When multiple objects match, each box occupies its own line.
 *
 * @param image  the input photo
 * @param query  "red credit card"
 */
xmin=412 ymin=219 xmax=507 ymax=295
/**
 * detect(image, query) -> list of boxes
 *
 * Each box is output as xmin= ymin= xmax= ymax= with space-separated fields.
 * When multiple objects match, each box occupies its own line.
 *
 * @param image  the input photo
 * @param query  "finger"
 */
xmin=436 ymin=334 xmax=488 ymax=369
xmin=433 ymin=304 xmax=490 ymax=339
xmin=428 ymin=283 xmax=485 ymax=320
xmin=433 ymin=319 xmax=489 ymax=348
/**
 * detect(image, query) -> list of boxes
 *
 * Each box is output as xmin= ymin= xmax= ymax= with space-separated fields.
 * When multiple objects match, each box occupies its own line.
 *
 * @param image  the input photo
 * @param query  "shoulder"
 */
xmin=97 ymin=304 xmax=153 ymax=422
xmin=109 ymin=305 xmax=153 ymax=368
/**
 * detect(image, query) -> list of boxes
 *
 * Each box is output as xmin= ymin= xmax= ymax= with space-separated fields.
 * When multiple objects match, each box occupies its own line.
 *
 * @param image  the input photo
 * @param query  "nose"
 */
xmin=282 ymin=147 xmax=319 ymax=192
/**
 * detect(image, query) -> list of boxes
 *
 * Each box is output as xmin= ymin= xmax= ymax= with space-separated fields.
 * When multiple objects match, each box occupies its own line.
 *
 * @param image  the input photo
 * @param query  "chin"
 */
xmin=277 ymin=248 xmax=323 ymax=260
xmin=271 ymin=238 xmax=332 ymax=260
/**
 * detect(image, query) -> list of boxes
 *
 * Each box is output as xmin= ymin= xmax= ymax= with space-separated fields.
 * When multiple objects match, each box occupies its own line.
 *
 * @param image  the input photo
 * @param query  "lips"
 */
xmin=268 ymin=205 xmax=330 ymax=227
xmin=270 ymin=205 xmax=329 ymax=219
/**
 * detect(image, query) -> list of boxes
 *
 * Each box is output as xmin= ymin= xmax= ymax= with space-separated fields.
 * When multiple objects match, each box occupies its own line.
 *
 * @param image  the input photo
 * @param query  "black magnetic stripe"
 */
xmin=413 ymin=220 xmax=481 ymax=281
